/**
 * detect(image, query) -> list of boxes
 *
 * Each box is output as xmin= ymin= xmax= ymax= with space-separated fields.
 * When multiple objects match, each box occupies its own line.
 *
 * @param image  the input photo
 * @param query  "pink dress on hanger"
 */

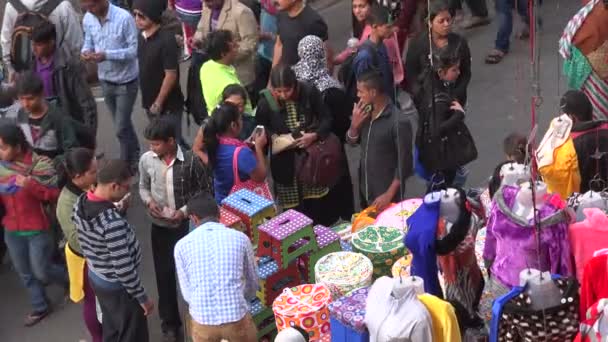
xmin=335 ymin=25 xmax=404 ymax=84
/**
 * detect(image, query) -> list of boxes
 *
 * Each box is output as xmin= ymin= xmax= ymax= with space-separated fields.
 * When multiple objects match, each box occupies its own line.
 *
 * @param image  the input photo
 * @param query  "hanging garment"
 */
xmin=576 ymin=298 xmax=608 ymax=342
xmin=405 ymin=197 xmax=443 ymax=297
xmin=570 ymin=208 xmax=608 ymax=281
xmin=489 ymin=286 xmax=524 ymax=342
xmin=436 ymin=211 xmax=484 ymax=324
xmin=365 ymin=276 xmax=433 ymax=342
xmin=483 ymin=185 xmax=573 ymax=289
xmin=418 ymin=293 xmax=462 ymax=342
xmin=580 ymin=254 xmax=608 ymax=318
xmin=496 ymin=277 xmax=580 ymax=342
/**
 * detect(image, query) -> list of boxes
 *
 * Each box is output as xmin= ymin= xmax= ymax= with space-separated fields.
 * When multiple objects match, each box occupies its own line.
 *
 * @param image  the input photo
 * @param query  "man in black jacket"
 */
xmin=30 ymin=21 xmax=98 ymax=134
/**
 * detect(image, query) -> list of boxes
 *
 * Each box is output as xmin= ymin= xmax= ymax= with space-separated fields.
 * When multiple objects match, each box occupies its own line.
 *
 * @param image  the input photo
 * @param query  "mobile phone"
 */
xmin=254 ymin=125 xmax=265 ymax=136
xmin=363 ymin=104 xmax=374 ymax=114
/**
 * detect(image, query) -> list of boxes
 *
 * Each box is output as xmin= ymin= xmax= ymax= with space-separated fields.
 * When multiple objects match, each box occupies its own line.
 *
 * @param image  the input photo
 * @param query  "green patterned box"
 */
xmin=351 ymin=225 xmax=405 ymax=279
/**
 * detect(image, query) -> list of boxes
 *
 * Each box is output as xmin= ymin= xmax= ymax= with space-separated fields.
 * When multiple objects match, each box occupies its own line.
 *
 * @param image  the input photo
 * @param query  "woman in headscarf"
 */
xmin=293 ymin=35 xmax=355 ymax=221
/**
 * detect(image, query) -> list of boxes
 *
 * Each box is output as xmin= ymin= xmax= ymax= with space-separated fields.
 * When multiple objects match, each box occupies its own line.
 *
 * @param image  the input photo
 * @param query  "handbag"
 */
xmin=295 ymin=133 xmax=344 ymax=188
xmin=228 ymin=146 xmax=274 ymax=201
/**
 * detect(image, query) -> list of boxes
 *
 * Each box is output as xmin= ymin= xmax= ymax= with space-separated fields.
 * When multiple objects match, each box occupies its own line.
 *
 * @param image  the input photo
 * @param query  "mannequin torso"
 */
xmin=501 ymin=163 xmax=530 ymax=187
xmin=519 ymin=269 xmax=562 ymax=310
xmin=512 ymin=181 xmax=548 ymax=221
xmin=440 ymin=188 xmax=461 ymax=233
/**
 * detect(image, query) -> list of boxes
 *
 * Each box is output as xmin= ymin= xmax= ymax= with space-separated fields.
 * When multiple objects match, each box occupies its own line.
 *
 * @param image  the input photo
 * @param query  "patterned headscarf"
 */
xmin=292 ymin=35 xmax=342 ymax=93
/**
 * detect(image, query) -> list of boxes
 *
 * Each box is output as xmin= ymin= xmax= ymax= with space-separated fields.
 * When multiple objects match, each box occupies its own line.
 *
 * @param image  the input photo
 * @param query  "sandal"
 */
xmin=485 ymin=50 xmax=506 ymax=64
xmin=24 ymin=310 xmax=50 ymax=327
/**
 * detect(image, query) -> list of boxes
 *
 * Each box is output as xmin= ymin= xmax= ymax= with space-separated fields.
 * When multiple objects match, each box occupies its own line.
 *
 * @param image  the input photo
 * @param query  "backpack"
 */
xmin=337 ymin=41 xmax=379 ymax=104
xmin=9 ymin=0 xmax=64 ymax=72
xmin=185 ymin=51 xmax=209 ymax=126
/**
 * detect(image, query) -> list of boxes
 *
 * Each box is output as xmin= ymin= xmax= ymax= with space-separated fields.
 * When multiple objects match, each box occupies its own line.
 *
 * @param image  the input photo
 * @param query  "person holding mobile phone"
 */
xmin=347 ymin=69 xmax=414 ymax=211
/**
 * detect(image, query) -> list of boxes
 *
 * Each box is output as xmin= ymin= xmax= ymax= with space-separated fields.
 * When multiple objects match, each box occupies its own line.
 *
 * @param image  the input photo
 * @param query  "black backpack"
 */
xmin=185 ymin=51 xmax=209 ymax=126
xmin=337 ymin=41 xmax=379 ymax=104
xmin=9 ymin=0 xmax=64 ymax=72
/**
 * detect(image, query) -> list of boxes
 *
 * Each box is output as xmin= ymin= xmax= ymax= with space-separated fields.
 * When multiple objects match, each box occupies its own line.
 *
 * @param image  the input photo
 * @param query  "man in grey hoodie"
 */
xmin=1 ymin=0 xmax=83 ymax=80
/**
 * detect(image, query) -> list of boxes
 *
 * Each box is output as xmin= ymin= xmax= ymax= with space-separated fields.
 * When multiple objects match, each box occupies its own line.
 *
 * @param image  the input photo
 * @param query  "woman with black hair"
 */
xmin=222 ymin=84 xmax=256 ymax=140
xmin=415 ymin=46 xmax=477 ymax=188
xmin=56 ymin=148 xmax=101 ymax=342
xmin=203 ymin=103 xmax=268 ymax=203
xmin=406 ymin=0 xmax=471 ymax=106
xmin=256 ymin=64 xmax=338 ymax=225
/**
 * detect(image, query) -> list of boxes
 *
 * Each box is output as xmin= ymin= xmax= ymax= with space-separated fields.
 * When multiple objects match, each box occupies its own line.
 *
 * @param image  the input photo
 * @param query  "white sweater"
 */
xmin=365 ymin=276 xmax=434 ymax=342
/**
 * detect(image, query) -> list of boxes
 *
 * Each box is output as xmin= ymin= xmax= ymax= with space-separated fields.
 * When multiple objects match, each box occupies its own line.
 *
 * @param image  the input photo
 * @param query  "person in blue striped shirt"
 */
xmin=81 ymin=0 xmax=141 ymax=171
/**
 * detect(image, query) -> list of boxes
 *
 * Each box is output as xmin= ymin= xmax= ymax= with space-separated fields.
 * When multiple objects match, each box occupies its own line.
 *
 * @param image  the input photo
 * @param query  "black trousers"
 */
xmin=92 ymin=283 xmax=149 ymax=342
xmin=449 ymin=0 xmax=489 ymax=17
xmin=151 ymin=222 xmax=188 ymax=332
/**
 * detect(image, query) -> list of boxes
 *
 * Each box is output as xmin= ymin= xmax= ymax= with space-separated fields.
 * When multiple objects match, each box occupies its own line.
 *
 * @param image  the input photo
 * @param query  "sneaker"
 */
xmin=24 ymin=310 xmax=50 ymax=327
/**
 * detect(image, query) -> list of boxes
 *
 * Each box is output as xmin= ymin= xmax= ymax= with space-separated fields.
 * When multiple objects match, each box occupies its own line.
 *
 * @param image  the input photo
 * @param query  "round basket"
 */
xmin=315 ymin=251 xmax=373 ymax=300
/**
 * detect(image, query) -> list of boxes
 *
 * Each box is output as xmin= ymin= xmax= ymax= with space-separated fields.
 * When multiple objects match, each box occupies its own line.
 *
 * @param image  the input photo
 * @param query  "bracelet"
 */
xmin=346 ymin=129 xmax=359 ymax=140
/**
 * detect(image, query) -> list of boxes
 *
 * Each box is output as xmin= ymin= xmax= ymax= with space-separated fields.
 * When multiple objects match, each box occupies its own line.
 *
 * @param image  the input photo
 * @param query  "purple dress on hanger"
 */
xmin=483 ymin=185 xmax=573 ymax=288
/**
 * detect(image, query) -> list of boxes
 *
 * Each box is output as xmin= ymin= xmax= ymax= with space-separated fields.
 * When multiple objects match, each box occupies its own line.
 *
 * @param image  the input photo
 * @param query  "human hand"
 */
xmin=81 ymin=51 xmax=93 ymax=61
xmin=372 ymin=191 xmax=393 ymax=211
xmin=147 ymin=201 xmax=164 ymax=218
xmin=169 ymin=210 xmax=186 ymax=223
xmin=149 ymin=103 xmax=162 ymax=115
xmin=15 ymin=174 xmax=29 ymax=187
xmin=254 ymin=130 xmax=268 ymax=148
xmin=351 ymin=101 xmax=371 ymax=130
xmin=140 ymin=299 xmax=155 ymax=316
xmin=295 ymin=132 xmax=318 ymax=149
xmin=450 ymin=101 xmax=465 ymax=113
xmin=91 ymin=52 xmax=106 ymax=63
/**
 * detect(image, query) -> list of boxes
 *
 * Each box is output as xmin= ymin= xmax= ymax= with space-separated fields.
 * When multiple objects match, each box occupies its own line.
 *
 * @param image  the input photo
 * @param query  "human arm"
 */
xmin=234 ymin=8 xmax=259 ymax=63
xmin=174 ymin=244 xmax=192 ymax=305
xmin=437 ymin=101 xmax=465 ymax=134
xmin=137 ymin=156 xmax=162 ymax=218
xmin=193 ymin=126 xmax=209 ymax=165
xmin=249 ymin=135 xmax=268 ymax=182
xmin=271 ymin=35 xmax=283 ymax=68
xmin=1 ymin=4 xmax=18 ymax=74
xmin=346 ymin=101 xmax=370 ymax=145
xmin=242 ymin=236 xmax=259 ymax=300
xmin=66 ymin=60 xmax=98 ymax=132
xmin=151 ymin=34 xmax=180 ymax=112
xmin=372 ymin=179 xmax=400 ymax=211
xmin=20 ymin=177 xmax=61 ymax=203
xmin=102 ymin=16 xmax=138 ymax=61
xmin=452 ymin=38 xmax=471 ymax=105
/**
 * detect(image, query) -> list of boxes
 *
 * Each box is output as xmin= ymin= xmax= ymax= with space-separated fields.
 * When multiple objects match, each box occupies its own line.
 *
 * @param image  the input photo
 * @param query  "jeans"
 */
xmin=151 ymin=223 xmax=188 ymax=332
xmin=450 ymin=0 xmax=489 ymax=17
xmin=4 ymin=230 xmax=68 ymax=312
xmin=495 ymin=0 xmax=529 ymax=52
xmin=145 ymin=108 xmax=190 ymax=150
xmin=101 ymin=80 xmax=141 ymax=166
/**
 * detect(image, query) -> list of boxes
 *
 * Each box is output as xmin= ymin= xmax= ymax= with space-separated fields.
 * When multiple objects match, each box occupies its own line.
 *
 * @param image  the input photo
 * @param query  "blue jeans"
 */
xmin=101 ymin=80 xmax=141 ymax=165
xmin=495 ymin=0 xmax=529 ymax=52
xmin=4 ymin=230 xmax=67 ymax=312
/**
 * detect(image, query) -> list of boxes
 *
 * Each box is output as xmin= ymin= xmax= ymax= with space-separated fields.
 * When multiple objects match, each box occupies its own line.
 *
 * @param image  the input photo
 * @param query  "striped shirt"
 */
xmin=73 ymin=192 xmax=147 ymax=303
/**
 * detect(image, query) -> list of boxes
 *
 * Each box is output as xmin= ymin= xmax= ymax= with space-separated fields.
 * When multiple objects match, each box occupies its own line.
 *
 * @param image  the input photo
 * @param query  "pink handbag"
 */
xmin=229 ymin=146 xmax=274 ymax=201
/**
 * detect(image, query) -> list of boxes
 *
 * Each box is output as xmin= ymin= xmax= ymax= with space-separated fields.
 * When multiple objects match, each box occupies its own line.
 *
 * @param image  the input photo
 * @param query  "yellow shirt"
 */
xmin=539 ymin=138 xmax=581 ymax=200
xmin=199 ymin=59 xmax=253 ymax=115
xmin=418 ymin=294 xmax=461 ymax=342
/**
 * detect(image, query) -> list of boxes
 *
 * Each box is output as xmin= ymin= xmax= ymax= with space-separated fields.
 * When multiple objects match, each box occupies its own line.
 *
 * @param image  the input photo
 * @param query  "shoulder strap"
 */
xmin=8 ymin=0 xmax=28 ymax=14
xmin=360 ymin=41 xmax=379 ymax=67
xmin=39 ymin=0 xmax=63 ymax=16
xmin=260 ymin=89 xmax=279 ymax=112
xmin=232 ymin=146 xmax=243 ymax=185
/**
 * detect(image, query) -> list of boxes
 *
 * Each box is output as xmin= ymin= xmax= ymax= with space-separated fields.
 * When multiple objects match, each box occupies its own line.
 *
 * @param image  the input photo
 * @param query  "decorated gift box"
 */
xmin=352 ymin=225 xmax=405 ymax=279
xmin=257 ymin=256 xmax=301 ymax=306
xmin=272 ymin=284 xmax=332 ymax=341
xmin=374 ymin=198 xmax=423 ymax=232
xmin=315 ymin=251 xmax=373 ymax=300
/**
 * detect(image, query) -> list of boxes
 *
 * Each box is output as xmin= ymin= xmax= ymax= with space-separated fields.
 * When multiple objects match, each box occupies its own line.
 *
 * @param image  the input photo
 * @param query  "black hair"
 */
xmin=144 ymin=118 xmax=176 ymax=142
xmin=64 ymin=148 xmax=95 ymax=179
xmin=0 ymin=123 xmax=30 ymax=152
xmin=488 ymin=160 xmax=512 ymax=198
xmin=367 ymin=4 xmax=391 ymax=26
xmin=96 ymin=159 xmax=132 ymax=185
xmin=351 ymin=0 xmax=374 ymax=39
xmin=203 ymin=30 xmax=234 ymax=61
xmin=16 ymin=71 xmax=44 ymax=97
xmin=269 ymin=64 xmax=298 ymax=89
xmin=31 ymin=21 xmax=57 ymax=43
xmin=203 ymin=103 xmax=242 ymax=165
xmin=432 ymin=45 xmax=460 ymax=72
xmin=0 ymin=86 xmax=17 ymax=108
xmin=187 ymin=192 xmax=220 ymax=221
xmin=503 ymin=132 xmax=527 ymax=164
xmin=357 ymin=69 xmax=385 ymax=94
xmin=427 ymin=0 xmax=453 ymax=22
xmin=221 ymin=84 xmax=248 ymax=102
xmin=560 ymin=90 xmax=593 ymax=122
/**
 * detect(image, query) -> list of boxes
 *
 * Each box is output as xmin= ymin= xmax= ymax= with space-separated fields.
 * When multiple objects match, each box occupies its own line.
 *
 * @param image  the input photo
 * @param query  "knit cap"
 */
xmin=133 ymin=0 xmax=165 ymax=24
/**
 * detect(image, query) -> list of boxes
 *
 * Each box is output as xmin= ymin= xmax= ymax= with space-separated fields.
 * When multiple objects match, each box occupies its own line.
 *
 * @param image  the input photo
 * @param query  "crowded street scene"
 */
xmin=1 ymin=0 xmax=608 ymax=341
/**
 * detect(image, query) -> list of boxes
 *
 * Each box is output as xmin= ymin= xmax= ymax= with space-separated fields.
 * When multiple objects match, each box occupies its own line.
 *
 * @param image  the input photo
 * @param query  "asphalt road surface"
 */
xmin=0 ymin=1 xmax=581 ymax=341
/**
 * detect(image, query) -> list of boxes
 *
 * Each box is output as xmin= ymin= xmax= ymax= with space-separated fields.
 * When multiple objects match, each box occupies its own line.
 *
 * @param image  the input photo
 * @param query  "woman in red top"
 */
xmin=0 ymin=123 xmax=66 ymax=326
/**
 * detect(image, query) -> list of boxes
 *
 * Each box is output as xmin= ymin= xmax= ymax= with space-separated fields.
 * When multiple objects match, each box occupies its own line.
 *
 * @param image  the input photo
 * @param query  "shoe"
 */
xmin=162 ymin=329 xmax=178 ymax=342
xmin=24 ymin=310 xmax=50 ymax=327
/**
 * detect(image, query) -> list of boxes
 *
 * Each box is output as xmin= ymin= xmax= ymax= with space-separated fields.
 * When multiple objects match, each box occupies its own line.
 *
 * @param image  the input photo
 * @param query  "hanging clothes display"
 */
xmin=435 ymin=193 xmax=484 ymax=326
xmin=365 ymin=276 xmax=434 ymax=342
xmin=483 ymin=185 xmax=573 ymax=289
xmin=576 ymin=298 xmax=608 ymax=342
xmin=494 ymin=277 xmax=580 ymax=341
xmin=570 ymin=208 xmax=608 ymax=281
xmin=580 ymin=254 xmax=608 ymax=317
xmin=405 ymin=196 xmax=443 ymax=297
xmin=418 ymin=293 xmax=462 ymax=342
